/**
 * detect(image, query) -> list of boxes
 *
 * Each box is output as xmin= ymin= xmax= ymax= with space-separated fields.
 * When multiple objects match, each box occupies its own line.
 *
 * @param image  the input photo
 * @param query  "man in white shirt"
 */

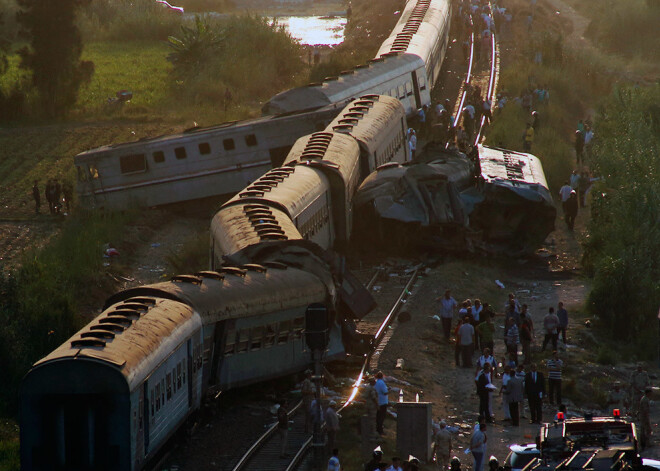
xmin=559 ymin=180 xmax=572 ymax=216
xmin=437 ymin=290 xmax=457 ymax=340
xmin=458 ymin=316 xmax=475 ymax=368
xmin=408 ymin=129 xmax=417 ymax=161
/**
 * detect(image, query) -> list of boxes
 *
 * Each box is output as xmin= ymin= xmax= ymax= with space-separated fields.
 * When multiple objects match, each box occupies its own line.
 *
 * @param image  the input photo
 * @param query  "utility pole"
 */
xmin=305 ymin=303 xmax=329 ymax=471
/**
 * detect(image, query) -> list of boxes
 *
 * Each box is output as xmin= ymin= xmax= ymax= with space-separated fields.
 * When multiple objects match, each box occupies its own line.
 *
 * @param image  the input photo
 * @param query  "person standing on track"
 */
xmin=374 ymin=371 xmax=389 ymax=435
xmin=277 ymin=401 xmax=289 ymax=458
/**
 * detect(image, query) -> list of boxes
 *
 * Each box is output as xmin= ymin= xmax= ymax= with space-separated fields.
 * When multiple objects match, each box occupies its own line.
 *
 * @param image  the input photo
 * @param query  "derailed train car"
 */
xmin=353 ymin=145 xmax=556 ymax=254
xmin=21 ymin=258 xmax=371 ymax=471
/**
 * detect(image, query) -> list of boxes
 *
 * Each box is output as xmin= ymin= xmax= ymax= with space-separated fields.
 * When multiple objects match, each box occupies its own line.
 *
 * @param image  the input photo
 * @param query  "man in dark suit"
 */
xmin=525 ymin=363 xmax=545 ymax=423
xmin=476 ymin=362 xmax=494 ymax=422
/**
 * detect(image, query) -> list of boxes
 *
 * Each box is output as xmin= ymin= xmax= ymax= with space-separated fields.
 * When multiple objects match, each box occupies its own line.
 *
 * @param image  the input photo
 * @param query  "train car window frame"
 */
xmin=405 ymin=81 xmax=413 ymax=97
xmin=155 ymin=384 xmax=161 ymax=411
xmin=419 ymin=75 xmax=427 ymax=91
xmin=172 ymin=368 xmax=176 ymax=394
xmin=151 ymin=389 xmax=155 ymax=416
xmin=398 ymin=84 xmax=405 ymax=99
xmin=251 ymin=326 xmax=263 ymax=350
xmin=182 ymin=361 xmax=186 ymax=384
xmin=161 ymin=379 xmax=165 ymax=405
xmin=177 ymin=363 xmax=182 ymax=389
xmin=278 ymin=320 xmax=291 ymax=344
xmin=223 ymin=138 xmax=236 ymax=151
xmin=119 ymin=153 xmax=147 ymax=174
xmin=153 ymin=151 xmax=165 ymax=163
xmin=174 ymin=147 xmax=187 ymax=160
xmin=166 ymin=373 xmax=172 ymax=400
xmin=224 ymin=328 xmax=236 ymax=355
xmin=264 ymin=324 xmax=276 ymax=347
xmin=390 ymin=88 xmax=396 ymax=97
xmin=245 ymin=134 xmax=258 ymax=147
xmin=198 ymin=142 xmax=211 ymax=155
xmin=237 ymin=329 xmax=249 ymax=353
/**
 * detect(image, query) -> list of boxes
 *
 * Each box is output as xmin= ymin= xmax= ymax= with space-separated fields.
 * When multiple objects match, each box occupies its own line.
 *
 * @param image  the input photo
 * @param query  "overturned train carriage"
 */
xmin=353 ymin=145 xmax=556 ymax=254
xmin=21 ymin=262 xmax=366 ymax=471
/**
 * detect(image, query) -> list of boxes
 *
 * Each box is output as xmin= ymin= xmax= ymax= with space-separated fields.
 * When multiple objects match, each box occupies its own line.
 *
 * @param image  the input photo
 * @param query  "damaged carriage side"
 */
xmin=352 ymin=144 xmax=556 ymax=255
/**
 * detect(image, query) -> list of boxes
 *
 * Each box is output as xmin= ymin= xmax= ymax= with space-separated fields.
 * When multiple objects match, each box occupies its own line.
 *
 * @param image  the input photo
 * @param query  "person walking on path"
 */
xmin=374 ymin=371 xmax=389 ymax=435
xmin=504 ymin=318 xmax=519 ymax=360
xmin=277 ymin=401 xmax=289 ymax=458
xmin=477 ymin=312 xmax=495 ymax=353
xmin=470 ymin=422 xmax=487 ymax=471
xmin=522 ymin=123 xmax=534 ymax=152
xmin=458 ymin=316 xmax=476 ymax=368
xmin=408 ymin=129 xmax=417 ymax=161
xmin=640 ymin=388 xmax=653 ymax=450
xmin=565 ymin=191 xmax=578 ymax=230
xmin=433 ymin=420 xmax=453 ymax=471
xmin=507 ymin=371 xmax=524 ymax=426
xmin=556 ymin=302 xmax=568 ymax=345
xmin=525 ymin=363 xmax=545 ymax=424
xmin=520 ymin=311 xmax=534 ymax=365
xmin=32 ymin=180 xmax=40 ymax=214
xmin=302 ymin=370 xmax=314 ymax=433
xmin=325 ymin=401 xmax=340 ymax=452
xmin=476 ymin=363 xmax=494 ymax=423
xmin=630 ymin=364 xmax=650 ymax=418
xmin=546 ymin=351 xmax=563 ymax=406
xmin=500 ymin=365 xmax=513 ymax=422
xmin=437 ymin=290 xmax=458 ymax=341
xmin=559 ymin=181 xmax=572 ymax=216
xmin=542 ymin=308 xmax=560 ymax=351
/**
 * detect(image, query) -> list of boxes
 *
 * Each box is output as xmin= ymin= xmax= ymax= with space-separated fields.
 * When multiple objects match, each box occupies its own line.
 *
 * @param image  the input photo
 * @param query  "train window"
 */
xmin=199 ymin=142 xmax=211 ymax=155
xmin=224 ymin=328 xmax=236 ymax=355
xmin=182 ymin=361 xmax=186 ymax=384
xmin=166 ymin=374 xmax=172 ymax=400
xmin=172 ymin=368 xmax=176 ymax=393
xmin=293 ymin=317 xmax=304 ymax=339
xmin=177 ymin=363 xmax=182 ymax=389
xmin=237 ymin=329 xmax=249 ymax=353
xmin=76 ymin=166 xmax=87 ymax=182
xmin=419 ymin=75 xmax=426 ymax=91
xmin=398 ymin=85 xmax=405 ymax=99
xmin=120 ymin=153 xmax=147 ymax=174
xmin=175 ymin=147 xmax=187 ymax=160
xmin=405 ymin=82 xmax=413 ymax=97
xmin=251 ymin=326 xmax=263 ymax=350
xmin=278 ymin=320 xmax=290 ymax=344
xmin=161 ymin=379 xmax=165 ymax=405
xmin=223 ymin=138 xmax=235 ymax=151
xmin=245 ymin=134 xmax=258 ymax=147
xmin=264 ymin=324 xmax=276 ymax=347
xmin=390 ymin=88 xmax=396 ymax=97
xmin=153 ymin=151 xmax=165 ymax=163
xmin=151 ymin=389 xmax=155 ymax=416
xmin=155 ymin=384 xmax=160 ymax=411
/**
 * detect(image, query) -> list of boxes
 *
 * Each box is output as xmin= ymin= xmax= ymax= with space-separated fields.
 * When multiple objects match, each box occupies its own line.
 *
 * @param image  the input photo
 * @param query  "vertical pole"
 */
xmin=313 ymin=349 xmax=324 ymax=470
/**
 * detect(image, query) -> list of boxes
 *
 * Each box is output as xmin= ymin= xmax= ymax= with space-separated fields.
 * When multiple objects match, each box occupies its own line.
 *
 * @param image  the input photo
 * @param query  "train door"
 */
xmin=142 ymin=382 xmax=149 ymax=458
xmin=411 ymin=72 xmax=422 ymax=111
xmin=187 ymin=339 xmax=193 ymax=407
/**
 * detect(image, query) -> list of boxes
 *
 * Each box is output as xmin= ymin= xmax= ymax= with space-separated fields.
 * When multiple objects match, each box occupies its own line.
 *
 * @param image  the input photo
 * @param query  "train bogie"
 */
xmin=74 ymin=105 xmax=342 ymax=210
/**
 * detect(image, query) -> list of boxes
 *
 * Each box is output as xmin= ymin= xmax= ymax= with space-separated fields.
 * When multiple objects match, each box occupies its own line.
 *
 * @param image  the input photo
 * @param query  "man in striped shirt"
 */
xmin=547 ymin=351 xmax=564 ymax=405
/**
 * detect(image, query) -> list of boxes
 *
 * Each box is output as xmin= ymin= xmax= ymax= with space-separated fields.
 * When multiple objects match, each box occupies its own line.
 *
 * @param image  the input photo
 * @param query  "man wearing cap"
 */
xmin=365 ymin=447 xmax=383 ymax=471
xmin=433 ymin=420 xmax=452 ymax=470
xmin=629 ymin=364 xmax=650 ymax=418
xmin=302 ymin=370 xmax=314 ymax=433
xmin=325 ymin=400 xmax=340 ymax=452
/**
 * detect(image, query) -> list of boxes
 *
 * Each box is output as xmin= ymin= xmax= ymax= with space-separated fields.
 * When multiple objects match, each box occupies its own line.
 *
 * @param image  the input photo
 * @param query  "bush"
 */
xmin=584 ymin=85 xmax=660 ymax=351
xmin=596 ymin=346 xmax=617 ymax=365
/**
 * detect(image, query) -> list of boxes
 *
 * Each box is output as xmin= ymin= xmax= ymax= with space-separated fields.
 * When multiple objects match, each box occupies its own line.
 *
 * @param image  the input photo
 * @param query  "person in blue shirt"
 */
xmin=328 ymin=448 xmax=341 ymax=471
xmin=374 ymin=371 xmax=389 ymax=435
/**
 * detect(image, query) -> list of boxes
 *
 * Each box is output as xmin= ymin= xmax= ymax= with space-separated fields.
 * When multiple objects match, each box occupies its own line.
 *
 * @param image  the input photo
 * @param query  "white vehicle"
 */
xmin=504 ymin=444 xmax=541 ymax=471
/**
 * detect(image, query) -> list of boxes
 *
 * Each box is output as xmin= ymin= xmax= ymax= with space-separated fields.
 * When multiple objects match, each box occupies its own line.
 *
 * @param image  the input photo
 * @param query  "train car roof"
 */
xmin=73 ymin=104 xmax=340 ymax=162
xmin=33 ymin=298 xmax=200 ymax=387
xmin=376 ymin=0 xmax=450 ymax=59
xmin=211 ymin=203 xmax=302 ymax=257
xmin=284 ymin=131 xmax=361 ymax=193
xmin=478 ymin=145 xmax=553 ymax=204
xmin=328 ymin=95 xmax=406 ymax=153
xmin=107 ymin=266 xmax=331 ymax=326
xmin=223 ymin=164 xmax=331 ymax=220
xmin=263 ymin=54 xmax=425 ymax=115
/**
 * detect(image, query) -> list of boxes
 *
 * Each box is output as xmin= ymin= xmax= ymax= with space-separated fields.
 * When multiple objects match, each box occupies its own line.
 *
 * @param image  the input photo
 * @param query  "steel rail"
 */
xmin=473 ymin=2 xmax=500 ymax=145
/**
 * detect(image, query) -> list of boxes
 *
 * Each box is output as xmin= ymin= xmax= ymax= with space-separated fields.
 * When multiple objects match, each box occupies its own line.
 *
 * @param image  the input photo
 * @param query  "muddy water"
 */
xmin=273 ymin=15 xmax=347 ymax=45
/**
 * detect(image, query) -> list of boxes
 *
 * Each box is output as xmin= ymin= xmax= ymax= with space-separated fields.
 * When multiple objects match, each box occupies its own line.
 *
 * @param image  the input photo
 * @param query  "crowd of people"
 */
xmin=31 ymin=178 xmax=72 ymax=215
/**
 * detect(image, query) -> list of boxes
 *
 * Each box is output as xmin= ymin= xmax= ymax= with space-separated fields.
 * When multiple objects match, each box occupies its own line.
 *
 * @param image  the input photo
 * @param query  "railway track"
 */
xmin=230 ymin=267 xmax=420 ymax=471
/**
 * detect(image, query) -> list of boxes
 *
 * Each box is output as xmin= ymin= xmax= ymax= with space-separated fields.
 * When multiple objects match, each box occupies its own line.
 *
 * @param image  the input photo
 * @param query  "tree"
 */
xmin=16 ymin=0 xmax=94 ymax=117
xmin=167 ymin=15 xmax=225 ymax=76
